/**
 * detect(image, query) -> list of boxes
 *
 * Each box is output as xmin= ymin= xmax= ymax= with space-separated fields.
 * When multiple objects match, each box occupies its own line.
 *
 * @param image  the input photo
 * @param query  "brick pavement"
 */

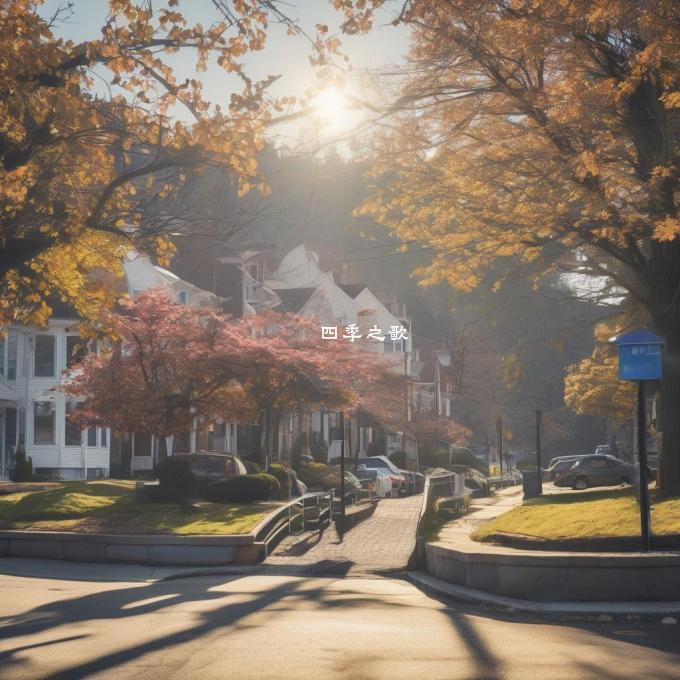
xmin=267 ymin=495 xmax=423 ymax=575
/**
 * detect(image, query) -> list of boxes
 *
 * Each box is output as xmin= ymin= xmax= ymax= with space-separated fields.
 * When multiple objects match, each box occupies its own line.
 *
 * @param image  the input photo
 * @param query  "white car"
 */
xmin=355 ymin=456 xmax=407 ymax=497
xmin=354 ymin=464 xmax=393 ymax=498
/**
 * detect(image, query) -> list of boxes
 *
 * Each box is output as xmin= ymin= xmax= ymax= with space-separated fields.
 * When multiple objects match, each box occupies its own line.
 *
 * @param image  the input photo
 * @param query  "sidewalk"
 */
xmin=435 ymin=486 xmax=523 ymax=555
xmin=423 ymin=486 xmax=680 ymax=603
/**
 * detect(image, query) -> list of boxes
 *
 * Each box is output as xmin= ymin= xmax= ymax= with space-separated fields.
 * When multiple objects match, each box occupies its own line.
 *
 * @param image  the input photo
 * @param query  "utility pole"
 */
xmin=535 ymin=409 xmax=543 ymax=495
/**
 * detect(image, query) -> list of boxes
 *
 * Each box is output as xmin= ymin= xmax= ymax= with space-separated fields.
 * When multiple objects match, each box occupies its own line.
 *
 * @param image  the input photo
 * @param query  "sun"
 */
xmin=312 ymin=87 xmax=348 ymax=130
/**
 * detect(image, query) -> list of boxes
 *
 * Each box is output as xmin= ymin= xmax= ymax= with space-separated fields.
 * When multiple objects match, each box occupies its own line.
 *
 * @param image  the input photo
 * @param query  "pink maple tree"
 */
xmin=65 ymin=291 xmax=392 ymax=466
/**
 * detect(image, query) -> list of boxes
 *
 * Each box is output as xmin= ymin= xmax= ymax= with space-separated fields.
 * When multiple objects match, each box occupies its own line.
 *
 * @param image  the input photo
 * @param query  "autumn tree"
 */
xmin=64 ymin=291 xmax=258 ymax=438
xmin=65 ymin=291 xmax=393 ymax=468
xmin=359 ymin=370 xmax=470 ymax=466
xmin=565 ymin=346 xmax=636 ymax=423
xmin=0 ymin=1 xmax=330 ymax=328
xmin=335 ymin=1 xmax=680 ymax=494
xmin=230 ymin=312 xmax=397 ymax=467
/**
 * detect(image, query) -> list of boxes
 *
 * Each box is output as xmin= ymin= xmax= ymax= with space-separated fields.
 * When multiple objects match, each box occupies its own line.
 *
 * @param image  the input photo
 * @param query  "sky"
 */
xmin=39 ymin=0 xmax=410 ymax=152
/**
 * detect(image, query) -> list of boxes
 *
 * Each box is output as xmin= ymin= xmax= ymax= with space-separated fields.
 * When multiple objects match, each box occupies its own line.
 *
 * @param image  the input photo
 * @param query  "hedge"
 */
xmin=205 ymin=473 xmax=280 ymax=503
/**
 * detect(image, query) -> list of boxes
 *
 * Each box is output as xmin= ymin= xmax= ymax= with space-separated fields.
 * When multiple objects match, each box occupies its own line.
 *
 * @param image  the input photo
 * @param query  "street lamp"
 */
xmin=338 ymin=410 xmax=346 ymax=541
xmin=613 ymin=327 xmax=665 ymax=552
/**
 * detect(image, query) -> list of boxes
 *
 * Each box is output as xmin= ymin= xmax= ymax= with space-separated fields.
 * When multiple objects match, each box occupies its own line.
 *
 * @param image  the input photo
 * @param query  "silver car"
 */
xmin=554 ymin=455 xmax=651 ymax=490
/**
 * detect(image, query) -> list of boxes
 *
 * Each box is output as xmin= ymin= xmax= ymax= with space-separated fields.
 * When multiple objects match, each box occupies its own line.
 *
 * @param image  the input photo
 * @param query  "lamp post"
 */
xmin=338 ymin=410 xmax=346 ymax=541
xmin=496 ymin=416 xmax=503 ymax=478
xmin=614 ymin=328 xmax=665 ymax=552
xmin=535 ymin=409 xmax=543 ymax=495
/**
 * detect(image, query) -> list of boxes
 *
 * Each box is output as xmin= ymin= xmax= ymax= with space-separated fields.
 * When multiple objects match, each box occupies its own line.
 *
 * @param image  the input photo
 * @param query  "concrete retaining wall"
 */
xmin=0 ymin=530 xmax=266 ymax=566
xmin=425 ymin=542 xmax=680 ymax=602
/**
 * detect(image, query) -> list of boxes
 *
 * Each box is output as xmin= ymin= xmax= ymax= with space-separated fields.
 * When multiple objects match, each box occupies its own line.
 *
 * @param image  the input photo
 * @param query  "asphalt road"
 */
xmin=1 ymin=569 xmax=680 ymax=679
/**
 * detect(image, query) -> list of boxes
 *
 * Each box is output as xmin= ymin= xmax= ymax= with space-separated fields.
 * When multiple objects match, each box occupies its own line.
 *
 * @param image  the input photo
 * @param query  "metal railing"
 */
xmin=259 ymin=491 xmax=334 ymax=556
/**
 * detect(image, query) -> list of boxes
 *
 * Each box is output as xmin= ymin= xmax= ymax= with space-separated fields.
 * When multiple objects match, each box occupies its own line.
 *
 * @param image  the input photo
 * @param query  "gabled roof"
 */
xmin=337 ymin=284 xmax=367 ymax=299
xmin=275 ymin=288 xmax=317 ymax=313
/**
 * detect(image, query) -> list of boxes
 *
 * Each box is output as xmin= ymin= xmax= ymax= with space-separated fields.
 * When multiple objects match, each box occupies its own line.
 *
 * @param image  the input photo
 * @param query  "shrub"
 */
xmin=243 ymin=460 xmax=262 ymax=474
xmin=268 ymin=463 xmax=292 ymax=499
xmin=9 ymin=446 xmax=32 ymax=482
xmin=449 ymin=447 xmax=479 ymax=468
xmin=218 ymin=473 xmax=280 ymax=503
xmin=203 ymin=479 xmax=230 ymax=503
xmin=139 ymin=482 xmax=176 ymax=503
xmin=299 ymin=461 xmax=340 ymax=490
xmin=157 ymin=456 xmax=197 ymax=509
xmin=423 ymin=447 xmax=451 ymax=470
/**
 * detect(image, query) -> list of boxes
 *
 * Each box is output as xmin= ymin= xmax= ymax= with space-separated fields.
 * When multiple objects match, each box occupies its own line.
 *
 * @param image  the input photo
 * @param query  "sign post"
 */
xmin=614 ymin=328 xmax=665 ymax=552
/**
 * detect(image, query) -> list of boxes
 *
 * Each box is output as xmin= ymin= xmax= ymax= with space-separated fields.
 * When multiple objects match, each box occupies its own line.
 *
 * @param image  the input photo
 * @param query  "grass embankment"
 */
xmin=0 ymin=480 xmax=272 ymax=535
xmin=472 ymin=488 xmax=680 ymax=542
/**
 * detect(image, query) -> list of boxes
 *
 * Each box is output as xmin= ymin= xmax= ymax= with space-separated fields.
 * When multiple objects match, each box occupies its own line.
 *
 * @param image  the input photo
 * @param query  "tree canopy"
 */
xmin=65 ymin=290 xmax=393 ymax=444
xmin=338 ymin=0 xmax=680 ymax=493
xmin=0 ymin=1 xmax=329 ymax=328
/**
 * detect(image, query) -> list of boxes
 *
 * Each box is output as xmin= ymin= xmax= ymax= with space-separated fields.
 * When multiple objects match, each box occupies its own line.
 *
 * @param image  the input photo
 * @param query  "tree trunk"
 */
xmin=260 ymin=409 xmax=269 ymax=471
xmin=658 ymin=331 xmax=680 ymax=498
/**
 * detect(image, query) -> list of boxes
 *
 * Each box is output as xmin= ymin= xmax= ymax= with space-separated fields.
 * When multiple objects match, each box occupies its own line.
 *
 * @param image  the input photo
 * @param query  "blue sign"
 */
xmin=614 ymin=328 xmax=665 ymax=381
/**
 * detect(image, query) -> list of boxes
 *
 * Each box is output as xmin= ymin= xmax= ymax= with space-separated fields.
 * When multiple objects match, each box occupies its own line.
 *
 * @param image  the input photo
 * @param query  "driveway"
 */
xmin=267 ymin=495 xmax=423 ymax=574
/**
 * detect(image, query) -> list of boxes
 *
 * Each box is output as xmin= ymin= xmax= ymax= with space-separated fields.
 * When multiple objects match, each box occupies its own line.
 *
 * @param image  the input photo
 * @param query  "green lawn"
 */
xmin=0 ymin=480 xmax=273 ymax=535
xmin=472 ymin=488 xmax=680 ymax=542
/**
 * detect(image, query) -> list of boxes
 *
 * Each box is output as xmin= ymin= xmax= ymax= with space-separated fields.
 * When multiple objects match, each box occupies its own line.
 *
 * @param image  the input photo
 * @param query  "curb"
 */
xmin=407 ymin=571 xmax=680 ymax=616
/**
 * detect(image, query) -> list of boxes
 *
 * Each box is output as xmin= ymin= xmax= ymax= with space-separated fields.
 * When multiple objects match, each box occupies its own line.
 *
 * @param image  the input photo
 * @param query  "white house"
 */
xmin=262 ymin=244 xmax=417 ymax=465
xmin=0 ymin=308 xmax=110 ymax=480
xmin=0 ymin=251 xmax=230 ymax=480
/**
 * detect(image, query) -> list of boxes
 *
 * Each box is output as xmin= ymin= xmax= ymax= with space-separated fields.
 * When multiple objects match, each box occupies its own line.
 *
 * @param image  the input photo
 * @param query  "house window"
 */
xmin=7 ymin=333 xmax=17 ymax=380
xmin=66 ymin=336 xmax=87 ymax=368
xmin=87 ymin=428 xmax=97 ymax=447
xmin=65 ymin=402 xmax=82 ymax=446
xmin=101 ymin=428 xmax=107 ymax=447
xmin=178 ymin=290 xmax=188 ymax=305
xmin=246 ymin=262 xmax=261 ymax=283
xmin=0 ymin=337 xmax=4 ymax=375
xmin=34 ymin=401 xmax=56 ymax=445
xmin=383 ymin=338 xmax=404 ymax=353
xmin=34 ymin=335 xmax=55 ymax=377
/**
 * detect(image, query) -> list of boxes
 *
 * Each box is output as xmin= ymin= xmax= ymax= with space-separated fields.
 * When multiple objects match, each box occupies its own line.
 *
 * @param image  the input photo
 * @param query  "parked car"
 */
xmin=174 ymin=452 xmax=247 ymax=483
xmin=547 ymin=454 xmax=588 ymax=470
xmin=546 ymin=457 xmax=587 ymax=480
xmin=354 ymin=464 xmax=391 ymax=498
xmin=400 ymin=469 xmax=417 ymax=495
xmin=554 ymin=455 xmax=654 ymax=490
xmin=355 ymin=456 xmax=406 ymax=497
xmin=413 ymin=471 xmax=426 ymax=494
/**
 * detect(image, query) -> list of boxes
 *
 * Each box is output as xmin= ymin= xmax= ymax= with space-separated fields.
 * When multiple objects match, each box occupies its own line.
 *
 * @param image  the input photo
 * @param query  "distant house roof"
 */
xmin=275 ymin=288 xmax=317 ymax=313
xmin=337 ymin=284 xmax=367 ymax=299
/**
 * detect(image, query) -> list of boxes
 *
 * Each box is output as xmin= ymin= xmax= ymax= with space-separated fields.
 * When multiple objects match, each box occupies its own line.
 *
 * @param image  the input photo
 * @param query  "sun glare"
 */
xmin=312 ymin=87 xmax=348 ymax=130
